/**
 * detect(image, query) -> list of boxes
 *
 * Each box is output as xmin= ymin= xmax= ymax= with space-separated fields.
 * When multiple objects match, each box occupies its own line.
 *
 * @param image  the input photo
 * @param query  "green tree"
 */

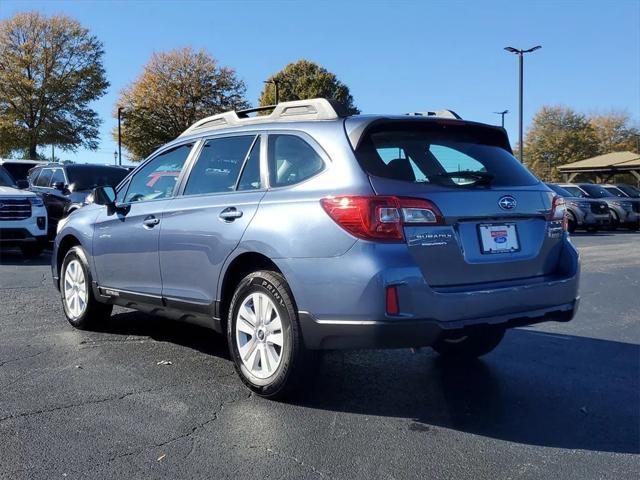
xmin=258 ymin=60 xmax=359 ymax=114
xmin=523 ymin=106 xmax=599 ymax=181
xmin=115 ymin=47 xmax=249 ymax=160
xmin=589 ymin=111 xmax=639 ymax=154
xmin=0 ymin=12 xmax=108 ymax=159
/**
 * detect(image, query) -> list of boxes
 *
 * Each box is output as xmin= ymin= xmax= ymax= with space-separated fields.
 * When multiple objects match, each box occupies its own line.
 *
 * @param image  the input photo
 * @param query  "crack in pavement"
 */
xmin=74 ymin=390 xmax=254 ymax=477
xmin=0 ymin=348 xmax=50 ymax=368
xmin=0 ymin=386 xmax=162 ymax=424
xmin=0 ymin=374 xmax=242 ymax=424
xmin=231 ymin=442 xmax=333 ymax=478
xmin=263 ymin=446 xmax=332 ymax=478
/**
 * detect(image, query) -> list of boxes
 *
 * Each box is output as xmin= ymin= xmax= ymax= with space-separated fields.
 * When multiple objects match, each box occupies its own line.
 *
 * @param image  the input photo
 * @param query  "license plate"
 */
xmin=478 ymin=223 xmax=520 ymax=254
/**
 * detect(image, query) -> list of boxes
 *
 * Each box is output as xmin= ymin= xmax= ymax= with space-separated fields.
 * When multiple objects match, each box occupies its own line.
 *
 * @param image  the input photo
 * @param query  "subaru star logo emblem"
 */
xmin=498 ymin=195 xmax=517 ymax=210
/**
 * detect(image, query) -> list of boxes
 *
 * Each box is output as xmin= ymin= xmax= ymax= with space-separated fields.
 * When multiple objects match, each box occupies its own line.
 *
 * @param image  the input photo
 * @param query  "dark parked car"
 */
xmin=28 ymin=163 xmax=129 ymax=237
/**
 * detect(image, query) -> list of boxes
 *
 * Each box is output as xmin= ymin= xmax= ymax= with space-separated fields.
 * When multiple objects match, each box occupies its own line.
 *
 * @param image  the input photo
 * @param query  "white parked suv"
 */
xmin=0 ymin=166 xmax=48 ymax=257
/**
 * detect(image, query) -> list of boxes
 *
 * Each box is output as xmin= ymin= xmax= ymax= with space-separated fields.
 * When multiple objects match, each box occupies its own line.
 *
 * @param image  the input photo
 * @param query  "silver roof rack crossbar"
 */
xmin=405 ymin=110 xmax=462 ymax=120
xmin=180 ymin=98 xmax=345 ymax=137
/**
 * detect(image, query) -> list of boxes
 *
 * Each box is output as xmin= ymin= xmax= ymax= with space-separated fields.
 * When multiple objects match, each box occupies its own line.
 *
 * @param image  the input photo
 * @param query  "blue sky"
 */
xmin=2 ymin=0 xmax=639 ymax=164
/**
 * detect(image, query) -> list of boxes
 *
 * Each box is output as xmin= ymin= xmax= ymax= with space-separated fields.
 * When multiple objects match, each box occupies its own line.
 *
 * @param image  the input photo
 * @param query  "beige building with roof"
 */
xmin=557 ymin=151 xmax=640 ymax=183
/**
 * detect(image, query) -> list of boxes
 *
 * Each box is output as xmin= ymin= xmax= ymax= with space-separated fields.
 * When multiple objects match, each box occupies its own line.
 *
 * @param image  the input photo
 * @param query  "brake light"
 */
xmin=548 ymin=195 xmax=568 ymax=230
xmin=320 ymin=195 xmax=444 ymax=242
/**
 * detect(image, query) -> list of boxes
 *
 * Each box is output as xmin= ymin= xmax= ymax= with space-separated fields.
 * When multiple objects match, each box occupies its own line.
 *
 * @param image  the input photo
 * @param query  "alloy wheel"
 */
xmin=63 ymin=259 xmax=87 ymax=320
xmin=235 ymin=292 xmax=284 ymax=379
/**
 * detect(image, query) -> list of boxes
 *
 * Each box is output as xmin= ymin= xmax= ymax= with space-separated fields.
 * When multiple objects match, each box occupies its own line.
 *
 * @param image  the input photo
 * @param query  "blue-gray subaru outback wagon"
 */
xmin=52 ymin=99 xmax=580 ymax=398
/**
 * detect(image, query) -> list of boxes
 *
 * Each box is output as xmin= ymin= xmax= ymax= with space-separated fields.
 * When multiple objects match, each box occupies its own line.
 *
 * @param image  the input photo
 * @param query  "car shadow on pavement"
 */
xmin=292 ymin=328 xmax=640 ymax=455
xmin=94 ymin=310 xmax=230 ymax=359
xmin=0 ymin=249 xmax=52 ymax=266
xmin=78 ymin=311 xmax=638 ymax=455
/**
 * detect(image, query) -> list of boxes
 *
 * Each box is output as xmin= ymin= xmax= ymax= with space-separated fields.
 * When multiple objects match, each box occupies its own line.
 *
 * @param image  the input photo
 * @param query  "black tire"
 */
xmin=567 ymin=216 xmax=577 ymax=234
xmin=227 ymin=270 xmax=310 ymax=399
xmin=586 ymin=226 xmax=599 ymax=233
xmin=433 ymin=327 xmax=505 ymax=360
xmin=60 ymin=246 xmax=112 ymax=329
xmin=608 ymin=211 xmax=619 ymax=231
xmin=20 ymin=241 xmax=45 ymax=258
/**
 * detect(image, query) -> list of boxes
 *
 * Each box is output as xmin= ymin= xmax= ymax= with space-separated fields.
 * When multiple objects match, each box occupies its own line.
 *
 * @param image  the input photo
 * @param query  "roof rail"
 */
xmin=179 ymin=98 xmax=347 ymax=137
xmin=406 ymin=110 xmax=462 ymax=120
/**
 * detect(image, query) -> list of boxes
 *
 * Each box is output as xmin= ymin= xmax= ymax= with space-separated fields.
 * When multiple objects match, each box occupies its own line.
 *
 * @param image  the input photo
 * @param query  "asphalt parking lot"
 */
xmin=0 ymin=232 xmax=638 ymax=479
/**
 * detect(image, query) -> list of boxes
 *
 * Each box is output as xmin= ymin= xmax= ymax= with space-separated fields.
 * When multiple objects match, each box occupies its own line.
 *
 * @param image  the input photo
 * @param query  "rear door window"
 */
xmin=356 ymin=122 xmax=539 ymax=187
xmin=183 ymin=136 xmax=256 ymax=196
xmin=268 ymin=135 xmax=325 ymax=187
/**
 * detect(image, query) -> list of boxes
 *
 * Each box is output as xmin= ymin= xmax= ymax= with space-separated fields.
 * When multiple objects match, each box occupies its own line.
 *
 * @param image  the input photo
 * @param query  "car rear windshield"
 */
xmin=67 ymin=166 xmax=128 ymax=191
xmin=354 ymin=122 xmax=539 ymax=187
xmin=0 ymin=167 xmax=16 ymax=187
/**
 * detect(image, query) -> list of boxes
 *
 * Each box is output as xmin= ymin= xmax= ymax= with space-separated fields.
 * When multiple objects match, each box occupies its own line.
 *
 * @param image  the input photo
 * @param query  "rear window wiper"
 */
xmin=427 ymin=171 xmax=495 ymax=186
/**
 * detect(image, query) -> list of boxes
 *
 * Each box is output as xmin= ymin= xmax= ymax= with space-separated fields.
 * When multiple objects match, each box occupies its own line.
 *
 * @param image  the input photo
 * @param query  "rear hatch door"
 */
xmin=352 ymin=118 xmax=563 ymax=287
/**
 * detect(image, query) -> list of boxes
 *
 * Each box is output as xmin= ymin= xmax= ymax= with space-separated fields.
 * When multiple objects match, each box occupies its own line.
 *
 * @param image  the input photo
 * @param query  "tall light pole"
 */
xmin=494 ymin=110 xmax=509 ymax=128
xmin=263 ymin=79 xmax=280 ymax=104
xmin=117 ymin=106 xmax=123 ymax=165
xmin=113 ymin=150 xmax=118 ymax=166
xmin=504 ymin=45 xmax=542 ymax=162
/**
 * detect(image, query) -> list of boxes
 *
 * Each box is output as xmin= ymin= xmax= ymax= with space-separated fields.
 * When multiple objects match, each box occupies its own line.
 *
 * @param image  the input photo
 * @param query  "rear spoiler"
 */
xmin=344 ymin=117 xmax=513 ymax=154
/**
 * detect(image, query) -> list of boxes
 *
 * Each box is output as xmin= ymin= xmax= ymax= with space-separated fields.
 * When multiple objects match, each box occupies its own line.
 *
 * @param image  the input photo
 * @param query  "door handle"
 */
xmin=143 ymin=215 xmax=160 ymax=228
xmin=219 ymin=207 xmax=243 ymax=222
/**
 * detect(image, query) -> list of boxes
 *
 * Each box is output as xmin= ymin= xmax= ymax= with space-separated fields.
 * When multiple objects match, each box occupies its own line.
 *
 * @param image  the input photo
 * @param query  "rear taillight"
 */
xmin=320 ymin=195 xmax=444 ymax=242
xmin=548 ymin=195 xmax=568 ymax=230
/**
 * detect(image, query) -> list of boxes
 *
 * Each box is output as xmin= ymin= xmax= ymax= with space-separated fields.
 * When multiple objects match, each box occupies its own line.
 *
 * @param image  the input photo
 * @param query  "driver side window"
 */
xmin=123 ymin=143 xmax=193 ymax=203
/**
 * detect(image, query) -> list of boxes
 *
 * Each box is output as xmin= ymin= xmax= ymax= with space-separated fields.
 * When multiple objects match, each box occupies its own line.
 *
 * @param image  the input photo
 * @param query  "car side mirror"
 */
xmin=93 ymin=185 xmax=117 ymax=207
xmin=52 ymin=181 xmax=66 ymax=191
xmin=16 ymin=179 xmax=29 ymax=189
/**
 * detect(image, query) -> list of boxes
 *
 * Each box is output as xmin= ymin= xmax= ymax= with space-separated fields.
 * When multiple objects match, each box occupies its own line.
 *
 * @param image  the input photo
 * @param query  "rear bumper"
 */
xmin=299 ymin=299 xmax=578 ymax=349
xmin=276 ymin=236 xmax=580 ymax=350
